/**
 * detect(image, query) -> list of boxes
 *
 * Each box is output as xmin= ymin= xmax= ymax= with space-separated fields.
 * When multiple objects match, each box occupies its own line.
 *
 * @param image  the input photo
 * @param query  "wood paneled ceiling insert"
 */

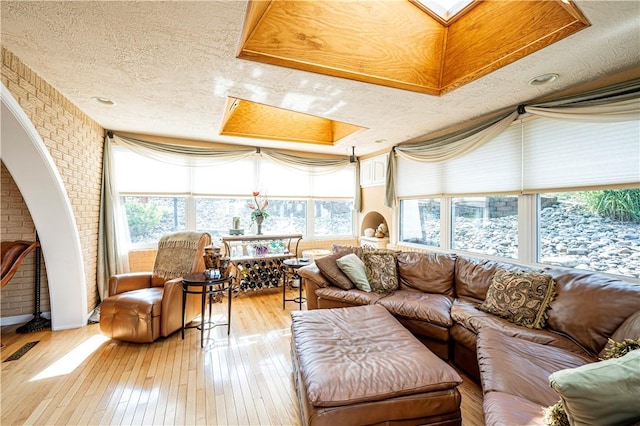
xmin=237 ymin=0 xmax=590 ymax=96
xmin=220 ymin=97 xmax=367 ymax=145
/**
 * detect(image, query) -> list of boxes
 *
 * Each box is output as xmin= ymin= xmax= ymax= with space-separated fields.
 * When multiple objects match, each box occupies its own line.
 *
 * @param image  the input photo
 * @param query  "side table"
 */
xmin=282 ymin=258 xmax=310 ymax=310
xmin=182 ymin=272 xmax=233 ymax=348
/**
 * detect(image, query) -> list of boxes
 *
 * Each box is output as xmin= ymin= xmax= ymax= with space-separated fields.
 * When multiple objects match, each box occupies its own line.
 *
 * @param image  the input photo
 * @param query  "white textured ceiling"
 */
xmin=1 ymin=1 xmax=639 ymax=157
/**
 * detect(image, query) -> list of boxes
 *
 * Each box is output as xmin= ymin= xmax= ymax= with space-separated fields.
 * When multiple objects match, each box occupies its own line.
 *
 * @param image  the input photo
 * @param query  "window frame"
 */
xmin=397 ymin=192 xmax=639 ymax=282
xmin=121 ymin=193 xmax=355 ymax=249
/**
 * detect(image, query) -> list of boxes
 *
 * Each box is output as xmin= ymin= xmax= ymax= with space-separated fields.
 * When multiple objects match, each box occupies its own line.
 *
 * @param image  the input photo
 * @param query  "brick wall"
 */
xmin=0 ymin=163 xmax=49 ymax=317
xmin=1 ymin=48 xmax=104 ymax=319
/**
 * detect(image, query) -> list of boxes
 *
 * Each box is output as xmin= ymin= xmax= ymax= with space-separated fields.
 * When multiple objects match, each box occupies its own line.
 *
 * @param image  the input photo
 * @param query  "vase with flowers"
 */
xmin=248 ymin=191 xmax=269 ymax=235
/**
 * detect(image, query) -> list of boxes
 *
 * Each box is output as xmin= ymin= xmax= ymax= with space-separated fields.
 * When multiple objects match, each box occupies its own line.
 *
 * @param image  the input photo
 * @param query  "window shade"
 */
xmin=113 ymin=147 xmax=190 ymax=194
xmin=396 ymin=118 xmax=639 ymax=198
xmin=522 ymin=119 xmax=640 ymax=192
xmin=443 ymin=125 xmax=522 ymax=195
xmin=259 ymin=159 xmax=310 ymax=197
xmin=312 ymin=167 xmax=354 ymax=197
xmin=259 ymin=159 xmax=355 ymax=197
xmin=396 ymin=125 xmax=521 ymax=197
xmin=114 ymin=146 xmax=355 ymax=198
xmin=395 ymin=157 xmax=443 ymax=197
xmin=192 ymin=158 xmax=257 ymax=195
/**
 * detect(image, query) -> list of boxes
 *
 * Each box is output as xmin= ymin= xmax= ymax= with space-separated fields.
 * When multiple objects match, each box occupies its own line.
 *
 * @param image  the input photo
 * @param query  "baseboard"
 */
xmin=0 ymin=312 xmax=51 ymax=327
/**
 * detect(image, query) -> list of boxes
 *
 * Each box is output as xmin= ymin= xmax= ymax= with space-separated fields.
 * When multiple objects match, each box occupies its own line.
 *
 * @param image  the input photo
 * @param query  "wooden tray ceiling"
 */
xmin=237 ymin=0 xmax=590 ymax=96
xmin=220 ymin=97 xmax=367 ymax=145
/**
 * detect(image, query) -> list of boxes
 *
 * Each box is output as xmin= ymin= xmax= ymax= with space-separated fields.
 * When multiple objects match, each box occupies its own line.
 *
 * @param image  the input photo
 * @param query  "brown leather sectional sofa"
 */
xmin=298 ymin=249 xmax=640 ymax=425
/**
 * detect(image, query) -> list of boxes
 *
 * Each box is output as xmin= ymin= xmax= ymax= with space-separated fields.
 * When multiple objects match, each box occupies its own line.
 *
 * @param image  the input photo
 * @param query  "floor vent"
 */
xmin=3 ymin=341 xmax=39 ymax=362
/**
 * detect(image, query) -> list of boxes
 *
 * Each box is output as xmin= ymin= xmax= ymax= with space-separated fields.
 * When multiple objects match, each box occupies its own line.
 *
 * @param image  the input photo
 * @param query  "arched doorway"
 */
xmin=1 ymin=84 xmax=87 ymax=329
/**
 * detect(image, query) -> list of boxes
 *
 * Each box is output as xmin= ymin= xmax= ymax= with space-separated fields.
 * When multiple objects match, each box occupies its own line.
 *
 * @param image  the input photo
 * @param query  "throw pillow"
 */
xmin=363 ymin=251 xmax=398 ymax=294
xmin=548 ymin=349 xmax=640 ymax=426
xmin=543 ymin=401 xmax=570 ymax=426
xmin=336 ymin=253 xmax=371 ymax=292
xmin=478 ymin=269 xmax=556 ymax=329
xmin=600 ymin=337 xmax=640 ymax=360
xmin=315 ymin=253 xmax=354 ymax=290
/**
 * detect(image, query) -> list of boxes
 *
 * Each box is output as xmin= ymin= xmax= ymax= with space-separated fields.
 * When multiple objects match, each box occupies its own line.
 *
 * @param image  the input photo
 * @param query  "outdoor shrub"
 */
xmin=124 ymin=198 xmax=165 ymax=241
xmin=584 ymin=189 xmax=640 ymax=223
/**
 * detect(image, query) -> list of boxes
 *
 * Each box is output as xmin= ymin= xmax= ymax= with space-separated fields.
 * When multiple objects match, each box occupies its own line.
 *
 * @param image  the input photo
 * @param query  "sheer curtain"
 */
xmin=525 ymin=78 xmax=640 ymax=122
xmin=92 ymin=135 xmax=130 ymax=321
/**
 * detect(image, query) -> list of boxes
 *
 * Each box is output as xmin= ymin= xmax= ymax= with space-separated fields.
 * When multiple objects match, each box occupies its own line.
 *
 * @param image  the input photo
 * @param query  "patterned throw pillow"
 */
xmin=363 ymin=251 xmax=398 ymax=294
xmin=478 ymin=269 xmax=556 ymax=329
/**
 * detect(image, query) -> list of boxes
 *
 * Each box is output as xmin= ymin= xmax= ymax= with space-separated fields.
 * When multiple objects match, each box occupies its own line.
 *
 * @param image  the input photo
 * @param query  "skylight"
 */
xmin=412 ymin=0 xmax=475 ymax=23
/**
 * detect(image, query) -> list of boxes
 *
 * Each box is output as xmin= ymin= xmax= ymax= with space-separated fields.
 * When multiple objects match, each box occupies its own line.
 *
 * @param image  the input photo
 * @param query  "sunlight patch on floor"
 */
xmin=30 ymin=334 xmax=109 ymax=381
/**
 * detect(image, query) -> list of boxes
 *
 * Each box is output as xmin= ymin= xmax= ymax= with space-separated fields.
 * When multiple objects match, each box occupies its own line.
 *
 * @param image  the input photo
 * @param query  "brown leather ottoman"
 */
xmin=291 ymin=305 xmax=463 ymax=426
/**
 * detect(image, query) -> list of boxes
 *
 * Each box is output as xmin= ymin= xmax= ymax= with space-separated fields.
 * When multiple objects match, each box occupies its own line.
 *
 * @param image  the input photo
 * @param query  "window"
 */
xmin=394 ymin=115 xmax=639 ymax=279
xmin=264 ymin=199 xmax=307 ymax=235
xmin=539 ymin=190 xmax=640 ymax=278
xmin=113 ymin=146 xmax=356 ymax=247
xmin=122 ymin=196 xmax=186 ymax=245
xmin=399 ymin=198 xmax=440 ymax=247
xmin=451 ymin=196 xmax=518 ymax=259
xmin=314 ymin=200 xmax=353 ymax=237
xmin=195 ymin=197 xmax=251 ymax=239
xmin=195 ymin=197 xmax=308 ymax=238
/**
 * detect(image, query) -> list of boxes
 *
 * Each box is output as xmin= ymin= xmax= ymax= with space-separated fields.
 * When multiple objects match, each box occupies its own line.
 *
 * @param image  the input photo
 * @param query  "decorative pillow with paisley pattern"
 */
xmin=478 ymin=269 xmax=556 ymax=329
xmin=363 ymin=251 xmax=398 ymax=294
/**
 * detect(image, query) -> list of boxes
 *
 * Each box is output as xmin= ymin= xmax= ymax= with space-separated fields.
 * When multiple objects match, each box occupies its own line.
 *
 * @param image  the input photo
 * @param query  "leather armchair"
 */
xmin=99 ymin=231 xmax=211 ymax=343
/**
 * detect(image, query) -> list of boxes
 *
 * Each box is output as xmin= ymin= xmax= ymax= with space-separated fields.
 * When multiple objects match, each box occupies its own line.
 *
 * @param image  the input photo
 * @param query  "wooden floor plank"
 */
xmin=1 ymin=290 xmax=484 ymax=425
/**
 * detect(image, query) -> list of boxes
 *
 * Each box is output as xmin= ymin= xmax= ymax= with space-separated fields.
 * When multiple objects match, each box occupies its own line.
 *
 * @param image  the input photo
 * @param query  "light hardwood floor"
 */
xmin=1 ymin=289 xmax=484 ymax=425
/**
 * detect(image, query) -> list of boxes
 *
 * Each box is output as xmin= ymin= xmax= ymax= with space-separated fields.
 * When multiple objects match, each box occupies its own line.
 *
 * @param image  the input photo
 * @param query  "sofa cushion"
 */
xmin=454 ymin=255 xmax=543 ymax=301
xmin=483 ymin=392 xmax=546 ymax=426
xmin=315 ymin=287 xmax=383 ymax=306
xmin=549 ymin=349 xmax=640 ymax=426
xmin=601 ymin=310 xmax=640 ymax=358
xmin=376 ymin=290 xmax=453 ymax=327
xmin=331 ymin=244 xmax=363 ymax=258
xmin=478 ymin=269 xmax=556 ymax=329
xmin=314 ymin=253 xmax=354 ymax=290
xmin=336 ymin=254 xmax=371 ymax=292
xmin=363 ymin=251 xmax=398 ymax=294
xmin=477 ymin=328 xmax=592 ymax=407
xmin=546 ymin=268 xmax=640 ymax=356
xmin=396 ymin=252 xmax=456 ymax=296
xmin=452 ymin=298 xmax=590 ymax=356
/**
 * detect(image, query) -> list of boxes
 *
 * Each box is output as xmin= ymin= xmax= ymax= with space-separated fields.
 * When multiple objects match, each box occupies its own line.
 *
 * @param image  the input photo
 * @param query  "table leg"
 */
xmin=181 ymin=283 xmax=186 ymax=339
xmin=282 ymin=269 xmax=287 ymax=309
xmin=298 ymin=276 xmax=303 ymax=310
xmin=227 ymin=279 xmax=232 ymax=335
xmin=201 ymin=284 xmax=206 ymax=348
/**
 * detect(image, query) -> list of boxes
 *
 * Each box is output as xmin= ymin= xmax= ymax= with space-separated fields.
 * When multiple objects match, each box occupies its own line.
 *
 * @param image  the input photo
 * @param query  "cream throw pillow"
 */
xmin=336 ymin=253 xmax=371 ymax=292
xmin=548 ymin=349 xmax=640 ymax=426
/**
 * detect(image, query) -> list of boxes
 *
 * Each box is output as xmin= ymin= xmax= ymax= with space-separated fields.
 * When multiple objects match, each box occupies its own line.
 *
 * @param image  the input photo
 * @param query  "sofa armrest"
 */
xmin=298 ymin=264 xmax=329 ymax=310
xmin=108 ymin=272 xmax=153 ymax=296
